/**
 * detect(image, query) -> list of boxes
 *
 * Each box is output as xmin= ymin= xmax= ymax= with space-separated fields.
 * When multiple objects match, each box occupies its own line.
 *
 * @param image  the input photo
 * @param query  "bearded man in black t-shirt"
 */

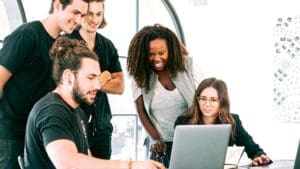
xmin=24 ymin=36 xmax=164 ymax=169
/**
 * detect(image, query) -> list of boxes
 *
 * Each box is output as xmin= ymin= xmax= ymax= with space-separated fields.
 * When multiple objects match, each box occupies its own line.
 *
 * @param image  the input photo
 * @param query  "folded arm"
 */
xmin=0 ymin=65 xmax=12 ymax=98
xmin=98 ymin=71 xmax=124 ymax=94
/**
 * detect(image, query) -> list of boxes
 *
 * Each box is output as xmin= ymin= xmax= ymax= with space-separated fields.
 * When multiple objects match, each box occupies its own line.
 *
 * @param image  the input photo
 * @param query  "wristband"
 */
xmin=129 ymin=158 xmax=133 ymax=169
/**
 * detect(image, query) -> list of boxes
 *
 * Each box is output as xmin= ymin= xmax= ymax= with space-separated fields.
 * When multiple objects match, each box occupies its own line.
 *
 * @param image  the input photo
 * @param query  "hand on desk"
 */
xmin=252 ymin=154 xmax=272 ymax=166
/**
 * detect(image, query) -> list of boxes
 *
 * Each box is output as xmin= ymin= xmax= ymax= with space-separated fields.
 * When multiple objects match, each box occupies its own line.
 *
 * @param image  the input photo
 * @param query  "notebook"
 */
xmin=224 ymin=146 xmax=245 ymax=168
xmin=169 ymin=124 xmax=231 ymax=169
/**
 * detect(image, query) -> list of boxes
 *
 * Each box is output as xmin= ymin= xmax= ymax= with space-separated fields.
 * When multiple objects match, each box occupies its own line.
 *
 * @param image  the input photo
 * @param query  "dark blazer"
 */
xmin=174 ymin=113 xmax=266 ymax=159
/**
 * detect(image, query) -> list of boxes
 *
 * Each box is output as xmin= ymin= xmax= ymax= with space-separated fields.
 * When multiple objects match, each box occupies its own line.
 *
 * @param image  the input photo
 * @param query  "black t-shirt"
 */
xmin=66 ymin=30 xmax=122 ymax=135
xmin=24 ymin=92 xmax=89 ymax=169
xmin=0 ymin=21 xmax=56 ymax=141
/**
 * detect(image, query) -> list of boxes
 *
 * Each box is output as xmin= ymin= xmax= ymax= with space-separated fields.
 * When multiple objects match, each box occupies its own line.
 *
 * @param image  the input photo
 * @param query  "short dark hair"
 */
xmin=49 ymin=36 xmax=98 ymax=84
xmin=49 ymin=0 xmax=90 ymax=14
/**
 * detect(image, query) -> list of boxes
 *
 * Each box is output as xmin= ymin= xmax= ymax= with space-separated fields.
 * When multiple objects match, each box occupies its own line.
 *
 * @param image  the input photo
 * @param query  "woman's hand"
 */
xmin=252 ymin=154 xmax=272 ymax=166
xmin=150 ymin=140 xmax=167 ymax=156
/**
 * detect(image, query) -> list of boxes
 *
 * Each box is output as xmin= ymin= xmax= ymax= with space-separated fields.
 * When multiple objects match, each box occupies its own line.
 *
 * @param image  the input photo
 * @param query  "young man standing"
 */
xmin=0 ymin=0 xmax=88 ymax=168
xmin=24 ymin=36 xmax=164 ymax=169
xmin=67 ymin=0 xmax=125 ymax=159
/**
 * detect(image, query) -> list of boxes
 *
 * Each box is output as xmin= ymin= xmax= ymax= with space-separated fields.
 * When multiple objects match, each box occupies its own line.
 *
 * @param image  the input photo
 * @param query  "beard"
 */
xmin=72 ymin=79 xmax=93 ymax=106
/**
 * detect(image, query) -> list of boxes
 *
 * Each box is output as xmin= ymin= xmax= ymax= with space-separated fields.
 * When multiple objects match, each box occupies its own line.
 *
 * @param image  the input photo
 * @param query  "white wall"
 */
xmin=10 ymin=0 xmax=300 ymax=162
xmin=171 ymin=0 xmax=300 ymax=161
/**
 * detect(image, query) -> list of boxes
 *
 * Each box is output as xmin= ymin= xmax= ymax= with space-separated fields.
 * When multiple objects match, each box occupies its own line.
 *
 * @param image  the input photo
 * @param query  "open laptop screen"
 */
xmin=294 ymin=140 xmax=300 ymax=169
xmin=169 ymin=124 xmax=231 ymax=169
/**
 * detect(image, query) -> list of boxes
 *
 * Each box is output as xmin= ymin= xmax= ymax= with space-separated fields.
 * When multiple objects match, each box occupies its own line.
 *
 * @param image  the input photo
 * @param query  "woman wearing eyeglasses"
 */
xmin=175 ymin=77 xmax=272 ymax=166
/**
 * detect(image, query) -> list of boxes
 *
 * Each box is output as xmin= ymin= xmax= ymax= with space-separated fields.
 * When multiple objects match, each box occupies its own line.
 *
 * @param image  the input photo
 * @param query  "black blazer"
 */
xmin=174 ymin=113 xmax=266 ymax=159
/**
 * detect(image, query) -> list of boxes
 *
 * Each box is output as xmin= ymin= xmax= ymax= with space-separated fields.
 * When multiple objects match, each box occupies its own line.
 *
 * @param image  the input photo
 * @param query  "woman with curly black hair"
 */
xmin=127 ymin=24 xmax=200 ymax=167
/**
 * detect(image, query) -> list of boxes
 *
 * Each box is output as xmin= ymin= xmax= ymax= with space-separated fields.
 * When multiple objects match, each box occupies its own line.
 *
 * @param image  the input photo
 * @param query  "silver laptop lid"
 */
xmin=169 ymin=124 xmax=231 ymax=169
xmin=294 ymin=140 xmax=300 ymax=169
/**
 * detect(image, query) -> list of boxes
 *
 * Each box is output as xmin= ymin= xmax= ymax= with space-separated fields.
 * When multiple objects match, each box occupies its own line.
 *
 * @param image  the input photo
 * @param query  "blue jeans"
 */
xmin=0 ymin=139 xmax=23 ymax=169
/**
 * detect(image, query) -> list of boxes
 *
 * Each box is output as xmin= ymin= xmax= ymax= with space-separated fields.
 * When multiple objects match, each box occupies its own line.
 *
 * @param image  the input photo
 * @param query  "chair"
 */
xmin=17 ymin=155 xmax=25 ymax=169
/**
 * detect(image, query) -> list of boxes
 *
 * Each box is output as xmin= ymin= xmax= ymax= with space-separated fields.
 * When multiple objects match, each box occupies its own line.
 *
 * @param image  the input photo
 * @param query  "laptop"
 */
xmin=169 ymin=124 xmax=231 ymax=169
xmin=294 ymin=140 xmax=300 ymax=169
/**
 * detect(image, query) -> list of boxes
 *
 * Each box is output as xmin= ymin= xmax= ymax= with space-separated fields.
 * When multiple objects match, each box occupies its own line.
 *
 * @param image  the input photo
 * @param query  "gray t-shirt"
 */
xmin=150 ymin=80 xmax=188 ymax=142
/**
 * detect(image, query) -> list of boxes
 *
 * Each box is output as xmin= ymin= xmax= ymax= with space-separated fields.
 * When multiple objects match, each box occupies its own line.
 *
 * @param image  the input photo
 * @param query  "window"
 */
xmin=1 ymin=0 xmax=183 ymax=160
xmin=0 ymin=0 xmax=10 ymax=48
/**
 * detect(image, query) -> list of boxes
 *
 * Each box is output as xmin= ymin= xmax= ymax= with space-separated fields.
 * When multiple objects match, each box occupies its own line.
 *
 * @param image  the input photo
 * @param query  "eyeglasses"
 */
xmin=197 ymin=96 xmax=220 ymax=105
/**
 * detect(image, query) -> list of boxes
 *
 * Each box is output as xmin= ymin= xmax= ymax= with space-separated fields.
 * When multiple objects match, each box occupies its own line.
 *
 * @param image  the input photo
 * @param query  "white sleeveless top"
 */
xmin=149 ymin=80 xmax=188 ymax=142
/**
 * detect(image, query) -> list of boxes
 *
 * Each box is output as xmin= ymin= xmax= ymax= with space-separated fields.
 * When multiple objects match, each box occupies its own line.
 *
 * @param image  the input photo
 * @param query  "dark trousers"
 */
xmin=0 ymin=138 xmax=23 ymax=169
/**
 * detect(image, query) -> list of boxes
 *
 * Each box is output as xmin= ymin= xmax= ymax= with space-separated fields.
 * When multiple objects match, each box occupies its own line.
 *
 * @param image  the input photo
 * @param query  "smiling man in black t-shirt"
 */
xmin=66 ymin=0 xmax=125 ymax=160
xmin=0 ymin=0 xmax=89 ymax=168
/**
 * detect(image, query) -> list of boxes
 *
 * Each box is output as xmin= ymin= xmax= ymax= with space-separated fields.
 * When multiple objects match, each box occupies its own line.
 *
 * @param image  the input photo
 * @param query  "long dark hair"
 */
xmin=181 ymin=77 xmax=236 ymax=139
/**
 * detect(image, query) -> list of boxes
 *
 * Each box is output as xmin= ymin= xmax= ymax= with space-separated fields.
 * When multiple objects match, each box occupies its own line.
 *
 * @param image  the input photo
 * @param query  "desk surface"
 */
xmin=238 ymin=159 xmax=294 ymax=169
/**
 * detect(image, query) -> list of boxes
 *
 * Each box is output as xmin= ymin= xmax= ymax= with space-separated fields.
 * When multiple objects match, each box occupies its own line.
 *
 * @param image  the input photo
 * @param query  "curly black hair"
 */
xmin=127 ymin=24 xmax=188 ymax=91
